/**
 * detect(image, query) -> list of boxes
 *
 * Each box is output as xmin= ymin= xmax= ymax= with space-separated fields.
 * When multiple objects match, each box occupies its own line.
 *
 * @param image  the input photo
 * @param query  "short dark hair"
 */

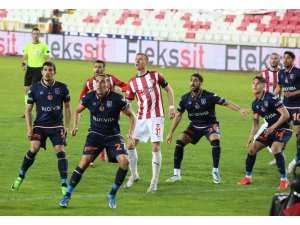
xmin=191 ymin=73 xmax=203 ymax=82
xmin=94 ymin=60 xmax=106 ymax=68
xmin=32 ymin=28 xmax=40 ymax=33
xmin=284 ymin=51 xmax=295 ymax=60
xmin=95 ymin=74 xmax=110 ymax=83
xmin=42 ymin=61 xmax=56 ymax=73
xmin=253 ymin=76 xmax=266 ymax=83
xmin=136 ymin=52 xmax=149 ymax=62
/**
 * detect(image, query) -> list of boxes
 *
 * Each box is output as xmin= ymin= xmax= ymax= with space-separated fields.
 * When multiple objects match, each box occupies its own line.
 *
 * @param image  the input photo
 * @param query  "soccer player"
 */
xmin=237 ymin=76 xmax=291 ymax=190
xmin=274 ymin=51 xmax=300 ymax=173
xmin=165 ymin=73 xmax=249 ymax=183
xmin=11 ymin=62 xmax=71 ymax=195
xmin=21 ymin=28 xmax=50 ymax=118
xmin=124 ymin=52 xmax=175 ymax=193
xmin=255 ymin=52 xmax=282 ymax=166
xmin=59 ymin=74 xmax=136 ymax=209
xmin=79 ymin=60 xmax=127 ymax=165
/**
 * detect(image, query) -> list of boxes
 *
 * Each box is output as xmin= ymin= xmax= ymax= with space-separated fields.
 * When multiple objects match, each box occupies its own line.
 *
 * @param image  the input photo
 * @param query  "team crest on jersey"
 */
xmin=149 ymin=79 xmax=155 ymax=85
xmin=201 ymin=99 xmax=206 ymax=105
xmin=55 ymin=88 xmax=60 ymax=94
xmin=290 ymin=74 xmax=295 ymax=80
xmin=107 ymin=101 xmax=112 ymax=107
xmin=195 ymin=103 xmax=200 ymax=109
xmin=264 ymin=101 xmax=268 ymax=107
xmin=47 ymin=95 xmax=53 ymax=100
xmin=99 ymin=104 xmax=105 ymax=111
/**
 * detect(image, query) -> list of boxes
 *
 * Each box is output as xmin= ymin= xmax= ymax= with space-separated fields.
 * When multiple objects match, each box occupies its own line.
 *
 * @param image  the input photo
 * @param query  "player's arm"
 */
xmin=79 ymin=85 xmax=89 ymax=102
xmin=274 ymin=85 xmax=282 ymax=96
xmin=223 ymin=101 xmax=251 ymax=115
xmin=163 ymin=84 xmax=175 ymax=119
xmin=246 ymin=113 xmax=260 ymax=148
xmin=25 ymin=104 xmax=34 ymax=140
xmin=21 ymin=54 xmax=27 ymax=71
xmin=71 ymin=104 xmax=86 ymax=136
xmin=284 ymin=90 xmax=300 ymax=98
xmin=166 ymin=112 xmax=183 ymax=144
xmin=264 ymin=106 xmax=290 ymax=137
xmin=122 ymin=107 xmax=137 ymax=147
xmin=64 ymin=102 xmax=72 ymax=134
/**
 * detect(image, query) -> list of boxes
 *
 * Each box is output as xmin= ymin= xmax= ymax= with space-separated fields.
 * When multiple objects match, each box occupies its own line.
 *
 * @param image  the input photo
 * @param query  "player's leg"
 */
xmin=99 ymin=148 xmax=107 ymax=161
xmin=59 ymin=133 xmax=101 ymax=208
xmin=106 ymin=140 xmax=129 ymax=208
xmin=166 ymin=133 xmax=192 ymax=182
xmin=11 ymin=139 xmax=41 ymax=191
xmin=125 ymin=118 xmax=148 ymax=188
xmin=271 ymin=139 xmax=290 ymax=190
xmin=51 ymin=128 xmax=69 ymax=194
xmin=287 ymin=123 xmax=300 ymax=173
xmin=237 ymin=139 xmax=266 ymax=185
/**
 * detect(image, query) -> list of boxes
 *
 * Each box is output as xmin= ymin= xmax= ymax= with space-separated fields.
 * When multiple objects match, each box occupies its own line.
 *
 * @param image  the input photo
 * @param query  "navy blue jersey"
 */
xmin=278 ymin=66 xmax=300 ymax=107
xmin=27 ymin=80 xmax=71 ymax=127
xmin=252 ymin=91 xmax=290 ymax=130
xmin=81 ymin=90 xmax=130 ymax=135
xmin=177 ymin=89 xmax=227 ymax=126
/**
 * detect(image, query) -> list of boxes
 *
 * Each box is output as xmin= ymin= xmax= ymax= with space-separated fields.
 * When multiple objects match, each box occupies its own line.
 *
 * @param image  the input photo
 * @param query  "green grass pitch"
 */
xmin=0 ymin=55 xmax=296 ymax=216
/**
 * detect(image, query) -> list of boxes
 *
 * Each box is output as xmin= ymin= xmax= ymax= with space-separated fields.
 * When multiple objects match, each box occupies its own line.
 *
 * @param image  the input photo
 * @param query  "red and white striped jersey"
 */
xmin=79 ymin=74 xmax=127 ymax=101
xmin=126 ymin=71 xmax=166 ymax=120
xmin=259 ymin=69 xmax=279 ymax=94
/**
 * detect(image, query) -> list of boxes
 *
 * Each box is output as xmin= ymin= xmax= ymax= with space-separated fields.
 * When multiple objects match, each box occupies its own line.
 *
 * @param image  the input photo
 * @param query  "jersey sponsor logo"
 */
xmin=47 ymin=95 xmax=53 ymax=100
xmin=55 ymin=88 xmax=60 ymax=94
xmin=92 ymin=115 xmax=115 ymax=123
xmin=136 ymin=86 xmax=154 ymax=95
xmin=283 ymin=86 xmax=297 ymax=91
xmin=41 ymin=106 xmax=61 ymax=111
xmin=188 ymin=111 xmax=209 ymax=117
xmin=99 ymin=104 xmax=105 ymax=111
xmin=265 ymin=113 xmax=277 ymax=120
xmin=264 ymin=101 xmax=268 ymax=107
xmin=107 ymin=101 xmax=112 ymax=107
xmin=201 ymin=99 xmax=206 ymax=105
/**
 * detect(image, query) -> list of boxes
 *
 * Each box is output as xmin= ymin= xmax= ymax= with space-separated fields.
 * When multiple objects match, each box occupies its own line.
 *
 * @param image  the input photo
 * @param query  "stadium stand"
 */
xmin=1 ymin=9 xmax=300 ymax=47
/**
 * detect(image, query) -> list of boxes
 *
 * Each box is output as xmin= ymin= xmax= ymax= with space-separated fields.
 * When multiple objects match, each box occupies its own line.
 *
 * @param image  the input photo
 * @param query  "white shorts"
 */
xmin=133 ymin=117 xmax=164 ymax=143
xmin=254 ymin=119 xmax=268 ymax=140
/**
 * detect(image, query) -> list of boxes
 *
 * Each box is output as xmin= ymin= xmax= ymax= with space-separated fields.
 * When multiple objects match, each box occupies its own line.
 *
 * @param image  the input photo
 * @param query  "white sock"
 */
xmin=128 ymin=148 xmax=138 ymax=177
xmin=213 ymin=167 xmax=219 ymax=173
xmin=152 ymin=151 xmax=162 ymax=184
xmin=174 ymin=168 xmax=181 ymax=176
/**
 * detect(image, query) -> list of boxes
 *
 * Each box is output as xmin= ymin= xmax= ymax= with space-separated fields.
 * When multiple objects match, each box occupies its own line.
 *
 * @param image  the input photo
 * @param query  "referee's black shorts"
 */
xmin=24 ymin=66 xmax=42 ymax=86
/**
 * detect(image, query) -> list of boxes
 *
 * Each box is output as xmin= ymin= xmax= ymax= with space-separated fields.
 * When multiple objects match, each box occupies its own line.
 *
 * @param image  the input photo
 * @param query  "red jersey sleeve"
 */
xmin=110 ymin=74 xmax=127 ymax=92
xmin=79 ymin=83 xmax=89 ymax=101
xmin=125 ymin=79 xmax=135 ymax=100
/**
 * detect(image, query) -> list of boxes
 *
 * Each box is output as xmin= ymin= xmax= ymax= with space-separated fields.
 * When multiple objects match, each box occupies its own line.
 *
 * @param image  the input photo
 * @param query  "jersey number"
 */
xmin=115 ymin=143 xmax=123 ymax=151
xmin=293 ymin=113 xmax=300 ymax=121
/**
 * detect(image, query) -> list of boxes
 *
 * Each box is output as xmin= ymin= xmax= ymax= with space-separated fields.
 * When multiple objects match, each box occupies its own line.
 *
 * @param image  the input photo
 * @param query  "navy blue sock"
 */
xmin=274 ymin=152 xmax=286 ymax=177
xmin=174 ymin=140 xmax=185 ymax=169
xmin=56 ymin=151 xmax=68 ymax=185
xmin=19 ymin=150 xmax=37 ymax=179
xmin=296 ymin=133 xmax=300 ymax=161
xmin=110 ymin=167 xmax=128 ymax=195
xmin=211 ymin=139 xmax=221 ymax=168
xmin=245 ymin=154 xmax=256 ymax=173
xmin=67 ymin=166 xmax=85 ymax=195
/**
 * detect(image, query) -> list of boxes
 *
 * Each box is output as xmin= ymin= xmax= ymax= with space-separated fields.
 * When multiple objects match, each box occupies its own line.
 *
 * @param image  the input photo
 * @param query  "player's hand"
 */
xmin=61 ymin=128 xmax=68 ymax=138
xmin=284 ymin=91 xmax=294 ymax=97
xmin=127 ymin=134 xmax=134 ymax=147
xmin=239 ymin=108 xmax=251 ymax=115
xmin=71 ymin=127 xmax=78 ymax=136
xmin=166 ymin=132 xmax=173 ymax=144
xmin=169 ymin=108 xmax=175 ymax=119
xmin=264 ymin=127 xmax=274 ymax=137
xmin=27 ymin=129 xmax=33 ymax=140
xmin=245 ymin=136 xmax=254 ymax=148
xmin=22 ymin=62 xmax=26 ymax=71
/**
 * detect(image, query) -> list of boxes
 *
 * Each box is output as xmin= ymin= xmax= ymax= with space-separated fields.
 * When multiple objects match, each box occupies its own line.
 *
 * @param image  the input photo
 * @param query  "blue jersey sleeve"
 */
xmin=80 ymin=94 xmax=89 ymax=108
xmin=177 ymin=97 xmax=186 ymax=113
xmin=27 ymin=86 xmax=35 ymax=104
xmin=210 ymin=93 xmax=226 ymax=105
xmin=120 ymin=96 xmax=130 ymax=111
xmin=252 ymin=101 xmax=257 ymax=114
xmin=62 ymin=85 xmax=71 ymax=103
xmin=270 ymin=95 xmax=284 ymax=110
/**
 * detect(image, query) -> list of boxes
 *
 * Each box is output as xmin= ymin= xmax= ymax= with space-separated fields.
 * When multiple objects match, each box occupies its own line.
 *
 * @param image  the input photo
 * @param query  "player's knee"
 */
xmin=118 ymin=155 xmax=129 ymax=169
xmin=176 ymin=140 xmax=185 ymax=149
xmin=56 ymin=151 xmax=66 ymax=159
xmin=210 ymin=139 xmax=220 ymax=147
xmin=248 ymin=148 xmax=257 ymax=155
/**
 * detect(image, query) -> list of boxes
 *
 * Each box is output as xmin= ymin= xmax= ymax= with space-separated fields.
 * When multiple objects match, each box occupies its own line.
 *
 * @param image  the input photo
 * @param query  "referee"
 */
xmin=21 ymin=28 xmax=50 ymax=118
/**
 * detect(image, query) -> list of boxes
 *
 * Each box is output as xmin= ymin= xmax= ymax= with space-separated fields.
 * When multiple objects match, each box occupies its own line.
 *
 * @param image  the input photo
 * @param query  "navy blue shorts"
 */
xmin=31 ymin=127 xmax=66 ymax=149
xmin=255 ymin=129 xmax=292 ymax=148
xmin=287 ymin=108 xmax=300 ymax=126
xmin=83 ymin=131 xmax=127 ymax=163
xmin=183 ymin=123 xmax=220 ymax=145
